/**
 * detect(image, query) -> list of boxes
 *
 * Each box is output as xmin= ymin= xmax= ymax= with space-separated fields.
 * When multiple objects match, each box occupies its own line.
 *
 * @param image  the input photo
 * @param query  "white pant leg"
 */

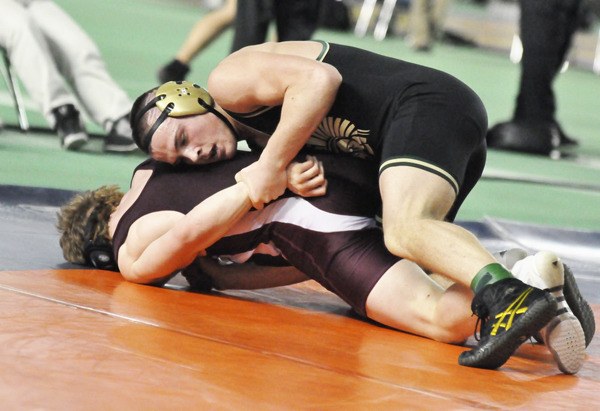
xmin=0 ymin=0 xmax=75 ymax=126
xmin=27 ymin=0 xmax=131 ymax=128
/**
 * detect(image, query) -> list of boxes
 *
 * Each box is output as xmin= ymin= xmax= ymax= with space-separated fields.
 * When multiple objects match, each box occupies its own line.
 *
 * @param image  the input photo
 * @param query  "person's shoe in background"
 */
xmin=104 ymin=114 xmax=137 ymax=153
xmin=157 ymin=59 xmax=190 ymax=83
xmin=52 ymin=104 xmax=89 ymax=151
xmin=486 ymin=120 xmax=561 ymax=157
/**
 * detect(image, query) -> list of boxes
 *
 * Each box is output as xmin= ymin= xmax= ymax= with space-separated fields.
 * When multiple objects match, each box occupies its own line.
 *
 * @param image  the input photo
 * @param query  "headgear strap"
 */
xmin=133 ymin=81 xmax=238 ymax=153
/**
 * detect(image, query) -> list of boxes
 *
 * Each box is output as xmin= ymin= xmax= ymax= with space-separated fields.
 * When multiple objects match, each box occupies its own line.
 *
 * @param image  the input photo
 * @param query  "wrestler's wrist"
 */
xmin=258 ymin=153 xmax=287 ymax=173
xmin=236 ymin=180 xmax=251 ymax=198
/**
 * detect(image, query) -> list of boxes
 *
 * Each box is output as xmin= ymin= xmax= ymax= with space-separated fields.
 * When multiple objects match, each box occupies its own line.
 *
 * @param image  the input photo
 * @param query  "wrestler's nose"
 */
xmin=183 ymin=146 xmax=201 ymax=163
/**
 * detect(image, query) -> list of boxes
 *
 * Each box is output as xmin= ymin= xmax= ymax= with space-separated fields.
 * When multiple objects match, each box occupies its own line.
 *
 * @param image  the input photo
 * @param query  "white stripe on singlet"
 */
xmin=217 ymin=197 xmax=376 ymax=264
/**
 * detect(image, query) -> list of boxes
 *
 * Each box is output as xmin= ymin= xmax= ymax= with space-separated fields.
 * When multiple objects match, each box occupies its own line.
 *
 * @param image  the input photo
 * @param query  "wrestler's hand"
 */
xmin=180 ymin=257 xmax=214 ymax=292
xmin=235 ymin=159 xmax=287 ymax=210
xmin=286 ymin=155 xmax=327 ymax=197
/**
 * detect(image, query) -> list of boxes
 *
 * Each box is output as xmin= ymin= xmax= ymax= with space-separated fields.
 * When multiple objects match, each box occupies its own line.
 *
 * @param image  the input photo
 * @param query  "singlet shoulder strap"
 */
xmin=313 ymin=40 xmax=330 ymax=62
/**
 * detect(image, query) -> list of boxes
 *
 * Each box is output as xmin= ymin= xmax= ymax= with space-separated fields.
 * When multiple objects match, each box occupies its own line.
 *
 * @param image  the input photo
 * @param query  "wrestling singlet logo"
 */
xmin=309 ymin=117 xmax=373 ymax=159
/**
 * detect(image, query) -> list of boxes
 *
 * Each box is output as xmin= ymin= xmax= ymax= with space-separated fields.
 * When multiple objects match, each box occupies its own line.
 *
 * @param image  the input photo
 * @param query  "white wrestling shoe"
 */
xmin=563 ymin=263 xmax=596 ymax=347
xmin=496 ymin=248 xmax=595 ymax=346
xmin=505 ymin=250 xmax=586 ymax=374
xmin=494 ymin=248 xmax=528 ymax=271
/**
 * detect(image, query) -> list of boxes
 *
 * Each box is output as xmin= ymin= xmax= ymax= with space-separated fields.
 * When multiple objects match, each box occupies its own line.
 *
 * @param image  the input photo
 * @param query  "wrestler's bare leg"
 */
xmin=366 ymin=259 xmax=474 ymax=343
xmin=379 ymin=166 xmax=497 ymax=287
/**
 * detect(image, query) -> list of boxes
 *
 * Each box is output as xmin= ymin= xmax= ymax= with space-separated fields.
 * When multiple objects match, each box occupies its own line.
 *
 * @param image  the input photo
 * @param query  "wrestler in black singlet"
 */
xmin=112 ymin=152 xmax=398 ymax=316
xmin=226 ymin=41 xmax=488 ymax=220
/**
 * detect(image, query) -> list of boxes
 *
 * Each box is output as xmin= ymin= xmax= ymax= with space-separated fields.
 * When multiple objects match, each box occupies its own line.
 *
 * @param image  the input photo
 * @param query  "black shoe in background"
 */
xmin=553 ymin=122 xmax=580 ymax=147
xmin=486 ymin=120 xmax=562 ymax=157
xmin=458 ymin=278 xmax=556 ymax=370
xmin=104 ymin=115 xmax=138 ymax=153
xmin=157 ymin=59 xmax=190 ymax=83
xmin=52 ymin=104 xmax=89 ymax=151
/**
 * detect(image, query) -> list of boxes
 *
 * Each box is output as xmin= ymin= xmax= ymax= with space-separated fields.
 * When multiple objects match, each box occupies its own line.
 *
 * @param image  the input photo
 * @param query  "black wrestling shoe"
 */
xmin=563 ymin=263 xmax=595 ymax=347
xmin=458 ymin=278 xmax=557 ymax=369
xmin=104 ymin=115 xmax=137 ymax=153
xmin=52 ymin=104 xmax=89 ymax=150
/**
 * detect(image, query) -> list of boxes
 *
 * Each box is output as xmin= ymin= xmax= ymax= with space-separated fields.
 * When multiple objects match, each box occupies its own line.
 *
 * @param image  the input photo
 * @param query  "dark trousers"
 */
xmin=514 ymin=0 xmax=582 ymax=123
xmin=231 ymin=0 xmax=321 ymax=52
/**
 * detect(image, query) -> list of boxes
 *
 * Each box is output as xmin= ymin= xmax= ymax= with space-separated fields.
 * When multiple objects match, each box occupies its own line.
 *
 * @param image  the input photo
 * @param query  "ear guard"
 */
xmin=82 ymin=208 xmax=118 ymax=271
xmin=133 ymin=80 xmax=238 ymax=153
xmin=84 ymin=241 xmax=117 ymax=271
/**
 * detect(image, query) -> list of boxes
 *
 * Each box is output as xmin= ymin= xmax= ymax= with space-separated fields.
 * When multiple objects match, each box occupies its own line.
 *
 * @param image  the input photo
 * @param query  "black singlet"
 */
xmin=225 ymin=41 xmax=488 ymax=219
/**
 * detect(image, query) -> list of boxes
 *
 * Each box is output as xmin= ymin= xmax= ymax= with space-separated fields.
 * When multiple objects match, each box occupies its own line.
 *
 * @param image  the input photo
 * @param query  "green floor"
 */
xmin=1 ymin=0 xmax=599 ymax=230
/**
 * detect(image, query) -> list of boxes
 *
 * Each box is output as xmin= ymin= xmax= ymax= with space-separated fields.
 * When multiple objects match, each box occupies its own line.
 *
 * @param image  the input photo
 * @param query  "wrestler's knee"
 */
xmin=423 ymin=308 xmax=472 ymax=344
xmin=428 ymin=326 xmax=470 ymax=345
xmin=382 ymin=216 xmax=425 ymax=259
xmin=429 ymin=286 xmax=474 ymax=344
xmin=401 ymin=309 xmax=470 ymax=344
xmin=382 ymin=222 xmax=407 ymax=258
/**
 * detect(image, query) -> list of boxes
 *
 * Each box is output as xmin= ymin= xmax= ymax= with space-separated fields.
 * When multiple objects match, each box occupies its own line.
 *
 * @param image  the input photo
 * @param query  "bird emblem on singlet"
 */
xmin=308 ymin=116 xmax=374 ymax=159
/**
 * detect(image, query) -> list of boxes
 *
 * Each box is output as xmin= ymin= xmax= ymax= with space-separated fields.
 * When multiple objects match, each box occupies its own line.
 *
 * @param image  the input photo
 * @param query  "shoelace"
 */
xmin=471 ymin=303 xmax=489 ymax=342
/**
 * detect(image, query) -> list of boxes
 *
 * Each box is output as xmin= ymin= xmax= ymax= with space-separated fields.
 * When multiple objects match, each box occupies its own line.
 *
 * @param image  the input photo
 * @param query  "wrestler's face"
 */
xmin=149 ymin=112 xmax=237 ymax=165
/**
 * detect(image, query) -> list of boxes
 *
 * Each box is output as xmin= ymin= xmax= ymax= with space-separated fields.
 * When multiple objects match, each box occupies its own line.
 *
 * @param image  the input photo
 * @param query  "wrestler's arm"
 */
xmin=117 ymin=182 xmax=253 ymax=284
xmin=117 ymin=157 xmax=326 ymax=284
xmin=191 ymin=155 xmax=326 ymax=288
xmin=208 ymin=43 xmax=341 ymax=207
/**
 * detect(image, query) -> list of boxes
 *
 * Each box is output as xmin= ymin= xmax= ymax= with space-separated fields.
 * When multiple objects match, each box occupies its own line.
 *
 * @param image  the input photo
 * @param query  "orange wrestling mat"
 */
xmin=1 ymin=269 xmax=598 ymax=409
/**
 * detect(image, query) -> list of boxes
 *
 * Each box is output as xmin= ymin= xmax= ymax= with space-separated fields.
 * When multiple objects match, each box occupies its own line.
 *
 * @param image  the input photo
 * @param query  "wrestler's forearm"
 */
xmin=177 ymin=182 xmax=252 ymax=249
xmin=209 ymin=48 xmax=341 ymax=169
xmin=259 ymin=63 xmax=341 ymax=170
xmin=123 ymin=183 xmax=252 ymax=283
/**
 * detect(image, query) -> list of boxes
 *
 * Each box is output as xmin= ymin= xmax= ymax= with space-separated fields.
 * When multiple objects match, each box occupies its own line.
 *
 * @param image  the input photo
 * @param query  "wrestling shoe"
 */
xmin=509 ymin=251 xmax=586 ymax=374
xmin=458 ymin=278 xmax=556 ymax=370
xmin=563 ymin=263 xmax=595 ymax=347
xmin=494 ymin=248 xmax=528 ymax=270
xmin=52 ymin=104 xmax=89 ymax=150
xmin=496 ymin=248 xmax=595 ymax=347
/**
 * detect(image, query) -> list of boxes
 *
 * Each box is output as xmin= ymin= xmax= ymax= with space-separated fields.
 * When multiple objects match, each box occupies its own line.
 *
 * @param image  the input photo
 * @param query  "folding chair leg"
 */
xmin=1 ymin=49 xmax=29 ymax=131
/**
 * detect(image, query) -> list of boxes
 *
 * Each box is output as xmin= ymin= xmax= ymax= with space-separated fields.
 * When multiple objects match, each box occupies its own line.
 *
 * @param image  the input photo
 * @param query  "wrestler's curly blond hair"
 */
xmin=56 ymin=185 xmax=124 ymax=264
